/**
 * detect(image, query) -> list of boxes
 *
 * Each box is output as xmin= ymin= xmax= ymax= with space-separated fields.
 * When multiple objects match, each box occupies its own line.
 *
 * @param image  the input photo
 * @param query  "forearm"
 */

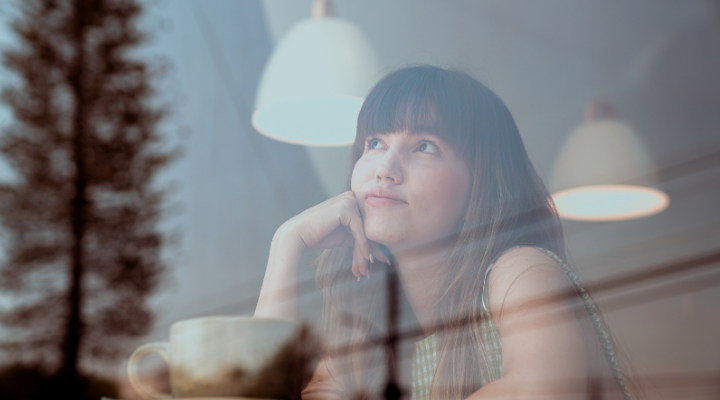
xmin=254 ymin=224 xmax=306 ymax=320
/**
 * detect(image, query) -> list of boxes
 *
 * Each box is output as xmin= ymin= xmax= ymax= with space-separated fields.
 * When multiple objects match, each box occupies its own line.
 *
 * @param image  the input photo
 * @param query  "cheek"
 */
xmin=416 ymin=167 xmax=471 ymax=230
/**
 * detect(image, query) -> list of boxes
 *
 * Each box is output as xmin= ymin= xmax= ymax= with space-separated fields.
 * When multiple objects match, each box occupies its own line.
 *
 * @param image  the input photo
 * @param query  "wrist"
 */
xmin=273 ymin=221 xmax=307 ymax=256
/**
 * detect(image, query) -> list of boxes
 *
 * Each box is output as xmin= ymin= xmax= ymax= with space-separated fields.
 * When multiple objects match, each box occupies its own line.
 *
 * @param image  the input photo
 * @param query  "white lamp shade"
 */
xmin=253 ymin=18 xmax=383 ymax=146
xmin=551 ymin=118 xmax=670 ymax=221
xmin=553 ymin=185 xmax=670 ymax=222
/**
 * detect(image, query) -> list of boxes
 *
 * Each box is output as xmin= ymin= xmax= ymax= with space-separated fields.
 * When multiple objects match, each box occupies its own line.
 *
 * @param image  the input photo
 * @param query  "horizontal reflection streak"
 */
xmin=324 ymin=250 xmax=720 ymax=358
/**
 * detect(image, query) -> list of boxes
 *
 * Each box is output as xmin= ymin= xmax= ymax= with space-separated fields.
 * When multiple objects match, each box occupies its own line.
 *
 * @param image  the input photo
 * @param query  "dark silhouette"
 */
xmin=0 ymin=363 xmax=118 ymax=400
xmin=0 ymin=0 xmax=172 ymax=397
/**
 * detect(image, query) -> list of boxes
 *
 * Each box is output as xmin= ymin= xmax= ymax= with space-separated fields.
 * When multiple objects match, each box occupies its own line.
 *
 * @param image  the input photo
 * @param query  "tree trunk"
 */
xmin=59 ymin=0 xmax=88 ymax=384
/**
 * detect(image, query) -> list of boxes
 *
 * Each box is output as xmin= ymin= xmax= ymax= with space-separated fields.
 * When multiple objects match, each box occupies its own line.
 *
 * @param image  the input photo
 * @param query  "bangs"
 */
xmin=356 ymin=67 xmax=474 ymax=160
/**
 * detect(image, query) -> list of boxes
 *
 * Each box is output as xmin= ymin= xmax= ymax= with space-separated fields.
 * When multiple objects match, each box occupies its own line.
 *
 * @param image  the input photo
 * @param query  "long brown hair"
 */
xmin=315 ymin=66 xmax=565 ymax=400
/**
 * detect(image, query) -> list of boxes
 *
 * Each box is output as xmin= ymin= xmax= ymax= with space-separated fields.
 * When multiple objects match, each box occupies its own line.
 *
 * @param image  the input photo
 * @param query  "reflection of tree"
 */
xmin=0 ymin=0 xmax=172 ymax=396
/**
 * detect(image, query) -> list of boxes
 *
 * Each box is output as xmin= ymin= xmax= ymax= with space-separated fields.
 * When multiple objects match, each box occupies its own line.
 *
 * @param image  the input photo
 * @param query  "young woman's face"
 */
xmin=351 ymin=131 xmax=472 ymax=250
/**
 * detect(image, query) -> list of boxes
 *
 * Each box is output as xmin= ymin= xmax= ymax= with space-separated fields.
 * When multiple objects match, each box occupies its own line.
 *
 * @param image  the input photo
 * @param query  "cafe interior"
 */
xmin=108 ymin=1 xmax=720 ymax=399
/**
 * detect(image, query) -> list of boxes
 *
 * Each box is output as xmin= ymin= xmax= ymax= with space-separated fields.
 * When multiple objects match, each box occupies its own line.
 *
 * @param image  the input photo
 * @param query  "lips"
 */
xmin=365 ymin=187 xmax=408 ymax=206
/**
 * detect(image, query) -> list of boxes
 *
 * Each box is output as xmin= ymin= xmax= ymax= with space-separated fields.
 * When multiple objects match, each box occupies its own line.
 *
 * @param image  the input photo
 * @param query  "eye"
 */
xmin=366 ymin=138 xmax=383 ymax=150
xmin=417 ymin=141 xmax=438 ymax=153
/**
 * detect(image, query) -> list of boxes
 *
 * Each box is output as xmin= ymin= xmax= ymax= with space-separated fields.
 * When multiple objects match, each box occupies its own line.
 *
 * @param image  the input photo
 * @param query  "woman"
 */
xmin=255 ymin=66 xmax=634 ymax=400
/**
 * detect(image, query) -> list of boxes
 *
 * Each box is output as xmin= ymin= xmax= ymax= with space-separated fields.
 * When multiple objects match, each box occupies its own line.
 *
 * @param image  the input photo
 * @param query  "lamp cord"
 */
xmin=312 ymin=0 xmax=336 ymax=19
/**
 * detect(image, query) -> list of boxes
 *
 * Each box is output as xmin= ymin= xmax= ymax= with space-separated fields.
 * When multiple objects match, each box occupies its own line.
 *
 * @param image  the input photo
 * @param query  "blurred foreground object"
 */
xmin=0 ymin=364 xmax=117 ymax=400
xmin=551 ymin=100 xmax=670 ymax=221
xmin=252 ymin=0 xmax=382 ymax=146
xmin=0 ymin=0 xmax=173 ymax=397
xmin=127 ymin=317 xmax=321 ymax=400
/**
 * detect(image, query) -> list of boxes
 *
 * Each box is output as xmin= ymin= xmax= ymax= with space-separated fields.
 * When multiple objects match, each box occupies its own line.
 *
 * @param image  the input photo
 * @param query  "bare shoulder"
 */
xmin=486 ymin=246 xmax=574 ymax=324
xmin=484 ymin=247 xmax=590 ymax=392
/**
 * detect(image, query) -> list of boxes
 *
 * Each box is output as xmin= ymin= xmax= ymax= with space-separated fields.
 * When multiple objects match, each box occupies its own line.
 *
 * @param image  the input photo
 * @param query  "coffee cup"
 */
xmin=127 ymin=316 xmax=320 ymax=400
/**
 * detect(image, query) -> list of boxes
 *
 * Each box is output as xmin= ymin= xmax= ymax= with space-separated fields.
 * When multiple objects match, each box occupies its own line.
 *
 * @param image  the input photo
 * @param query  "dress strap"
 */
xmin=506 ymin=246 xmax=635 ymax=400
xmin=417 ymin=246 xmax=634 ymax=400
xmin=481 ymin=246 xmax=522 ymax=313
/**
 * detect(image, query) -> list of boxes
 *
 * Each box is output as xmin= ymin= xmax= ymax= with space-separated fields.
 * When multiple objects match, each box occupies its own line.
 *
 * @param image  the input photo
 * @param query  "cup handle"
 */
xmin=127 ymin=342 xmax=172 ymax=400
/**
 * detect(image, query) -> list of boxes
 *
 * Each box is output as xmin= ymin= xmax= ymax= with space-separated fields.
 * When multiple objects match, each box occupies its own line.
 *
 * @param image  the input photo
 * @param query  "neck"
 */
xmin=386 ymin=237 xmax=455 ymax=336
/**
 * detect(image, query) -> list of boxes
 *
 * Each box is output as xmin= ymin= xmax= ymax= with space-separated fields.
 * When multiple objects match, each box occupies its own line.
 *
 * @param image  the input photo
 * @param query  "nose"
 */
xmin=375 ymin=151 xmax=404 ymax=184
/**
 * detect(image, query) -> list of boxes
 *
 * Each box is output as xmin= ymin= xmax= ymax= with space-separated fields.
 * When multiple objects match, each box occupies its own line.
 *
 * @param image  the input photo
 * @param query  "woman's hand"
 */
xmin=255 ymin=191 xmax=389 ymax=320
xmin=281 ymin=191 xmax=389 ymax=279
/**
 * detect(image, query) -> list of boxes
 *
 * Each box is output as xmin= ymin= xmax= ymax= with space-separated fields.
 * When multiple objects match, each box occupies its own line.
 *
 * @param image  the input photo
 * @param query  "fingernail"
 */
xmin=369 ymin=253 xmax=376 ymax=264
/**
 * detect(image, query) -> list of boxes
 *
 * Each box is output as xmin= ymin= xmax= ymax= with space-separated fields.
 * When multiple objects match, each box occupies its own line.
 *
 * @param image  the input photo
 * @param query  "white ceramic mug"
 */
xmin=127 ymin=316 xmax=308 ymax=399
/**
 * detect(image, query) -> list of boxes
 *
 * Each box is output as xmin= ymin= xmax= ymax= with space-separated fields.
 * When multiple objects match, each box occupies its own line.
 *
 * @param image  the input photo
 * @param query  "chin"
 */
xmin=363 ymin=220 xmax=407 ymax=245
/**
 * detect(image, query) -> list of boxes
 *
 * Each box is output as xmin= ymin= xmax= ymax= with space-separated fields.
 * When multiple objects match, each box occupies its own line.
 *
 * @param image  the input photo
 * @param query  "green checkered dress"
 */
xmin=409 ymin=246 xmax=633 ymax=400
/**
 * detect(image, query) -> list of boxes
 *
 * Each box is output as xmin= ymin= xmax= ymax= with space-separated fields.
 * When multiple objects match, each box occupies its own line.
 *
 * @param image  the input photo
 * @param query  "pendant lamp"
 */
xmin=252 ymin=0 xmax=383 ymax=147
xmin=550 ymin=100 xmax=670 ymax=222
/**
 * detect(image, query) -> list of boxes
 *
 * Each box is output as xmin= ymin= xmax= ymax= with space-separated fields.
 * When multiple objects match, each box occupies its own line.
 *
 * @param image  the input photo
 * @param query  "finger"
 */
xmin=338 ymin=226 xmax=355 ymax=248
xmin=359 ymin=248 xmax=369 ymax=278
xmin=337 ymin=195 xmax=369 ymax=279
xmin=352 ymin=233 xmax=369 ymax=279
xmin=355 ymin=247 xmax=363 ymax=281
xmin=352 ymin=244 xmax=360 ymax=280
xmin=340 ymin=208 xmax=370 ymax=263
xmin=368 ymin=241 xmax=389 ymax=264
